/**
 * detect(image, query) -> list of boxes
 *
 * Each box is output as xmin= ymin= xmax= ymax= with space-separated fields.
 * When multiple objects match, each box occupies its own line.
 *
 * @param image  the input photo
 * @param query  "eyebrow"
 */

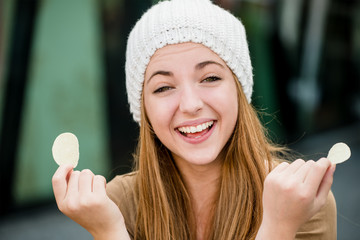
xmin=195 ymin=60 xmax=225 ymax=70
xmin=146 ymin=60 xmax=224 ymax=83
xmin=147 ymin=71 xmax=173 ymax=84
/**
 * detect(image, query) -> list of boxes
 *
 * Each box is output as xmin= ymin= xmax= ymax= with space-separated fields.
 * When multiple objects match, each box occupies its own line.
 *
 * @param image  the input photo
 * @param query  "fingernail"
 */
xmin=330 ymin=164 xmax=336 ymax=175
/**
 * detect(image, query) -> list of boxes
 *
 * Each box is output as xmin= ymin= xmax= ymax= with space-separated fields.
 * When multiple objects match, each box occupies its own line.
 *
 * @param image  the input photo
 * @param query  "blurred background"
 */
xmin=0 ymin=0 xmax=359 ymax=239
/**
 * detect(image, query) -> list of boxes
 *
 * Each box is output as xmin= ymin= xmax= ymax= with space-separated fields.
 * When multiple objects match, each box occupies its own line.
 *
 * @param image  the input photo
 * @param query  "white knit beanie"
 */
xmin=126 ymin=0 xmax=253 ymax=123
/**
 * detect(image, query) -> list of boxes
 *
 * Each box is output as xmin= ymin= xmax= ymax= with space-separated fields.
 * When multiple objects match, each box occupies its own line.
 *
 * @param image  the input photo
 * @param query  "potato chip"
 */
xmin=327 ymin=142 xmax=351 ymax=164
xmin=52 ymin=132 xmax=79 ymax=168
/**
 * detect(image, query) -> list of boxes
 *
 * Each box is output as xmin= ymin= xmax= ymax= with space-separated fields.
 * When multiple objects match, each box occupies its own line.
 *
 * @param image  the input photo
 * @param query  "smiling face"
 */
xmin=143 ymin=42 xmax=238 ymax=170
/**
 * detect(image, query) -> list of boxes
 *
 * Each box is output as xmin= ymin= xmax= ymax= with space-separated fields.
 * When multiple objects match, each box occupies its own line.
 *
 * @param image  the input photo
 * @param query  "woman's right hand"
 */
xmin=52 ymin=164 xmax=130 ymax=240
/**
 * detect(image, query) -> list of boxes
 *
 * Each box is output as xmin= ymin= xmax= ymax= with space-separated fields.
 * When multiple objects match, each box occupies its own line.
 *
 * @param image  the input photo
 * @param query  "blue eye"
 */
xmin=154 ymin=86 xmax=173 ymax=93
xmin=202 ymin=76 xmax=221 ymax=82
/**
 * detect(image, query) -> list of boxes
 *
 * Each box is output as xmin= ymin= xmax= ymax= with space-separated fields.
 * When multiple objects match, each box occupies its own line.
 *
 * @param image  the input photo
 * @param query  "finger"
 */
xmin=270 ymin=161 xmax=289 ymax=174
xmin=79 ymin=169 xmax=94 ymax=195
xmin=304 ymin=158 xmax=331 ymax=194
xmin=294 ymin=160 xmax=315 ymax=182
xmin=93 ymin=175 xmax=107 ymax=195
xmin=316 ymin=163 xmax=336 ymax=200
xmin=52 ymin=164 xmax=74 ymax=202
xmin=67 ymin=170 xmax=81 ymax=197
xmin=284 ymin=159 xmax=306 ymax=175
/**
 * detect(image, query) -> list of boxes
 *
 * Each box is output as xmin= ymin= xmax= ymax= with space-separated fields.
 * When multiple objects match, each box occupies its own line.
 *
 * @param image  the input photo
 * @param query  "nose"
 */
xmin=179 ymin=85 xmax=203 ymax=114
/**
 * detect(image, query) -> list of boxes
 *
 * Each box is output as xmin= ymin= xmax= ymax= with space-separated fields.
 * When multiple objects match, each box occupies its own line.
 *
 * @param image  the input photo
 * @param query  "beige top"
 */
xmin=107 ymin=172 xmax=337 ymax=240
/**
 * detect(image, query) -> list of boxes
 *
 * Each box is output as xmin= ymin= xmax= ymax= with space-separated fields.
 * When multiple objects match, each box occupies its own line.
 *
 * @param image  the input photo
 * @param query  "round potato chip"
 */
xmin=327 ymin=142 xmax=351 ymax=164
xmin=52 ymin=132 xmax=79 ymax=168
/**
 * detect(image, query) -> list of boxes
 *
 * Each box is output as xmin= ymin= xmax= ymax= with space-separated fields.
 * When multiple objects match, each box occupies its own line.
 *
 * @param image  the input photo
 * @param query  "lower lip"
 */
xmin=176 ymin=121 xmax=216 ymax=144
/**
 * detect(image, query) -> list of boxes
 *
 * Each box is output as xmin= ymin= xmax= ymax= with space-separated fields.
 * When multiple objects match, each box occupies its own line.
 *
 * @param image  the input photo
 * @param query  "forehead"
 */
xmin=148 ymin=42 xmax=226 ymax=68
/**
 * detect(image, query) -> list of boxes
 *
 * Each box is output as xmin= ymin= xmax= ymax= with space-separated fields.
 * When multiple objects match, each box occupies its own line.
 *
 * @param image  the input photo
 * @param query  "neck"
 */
xmin=183 ymin=165 xmax=220 ymax=203
xmin=175 ymin=156 xmax=221 ymax=201
xmin=174 ymin=157 xmax=222 ymax=240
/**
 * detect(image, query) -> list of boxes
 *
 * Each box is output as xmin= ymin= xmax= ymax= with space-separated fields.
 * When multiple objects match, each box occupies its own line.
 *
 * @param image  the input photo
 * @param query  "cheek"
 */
xmin=209 ymin=84 xmax=238 ymax=118
xmin=144 ymin=95 xmax=177 ymax=131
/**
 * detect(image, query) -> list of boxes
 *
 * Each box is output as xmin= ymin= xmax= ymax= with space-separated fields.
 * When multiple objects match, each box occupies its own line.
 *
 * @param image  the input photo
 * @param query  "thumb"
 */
xmin=316 ymin=164 xmax=335 ymax=206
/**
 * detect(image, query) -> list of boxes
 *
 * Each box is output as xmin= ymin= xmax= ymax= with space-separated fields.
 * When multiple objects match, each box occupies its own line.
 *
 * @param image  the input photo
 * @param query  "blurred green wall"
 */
xmin=13 ymin=0 xmax=109 ymax=205
xmin=239 ymin=4 xmax=285 ymax=141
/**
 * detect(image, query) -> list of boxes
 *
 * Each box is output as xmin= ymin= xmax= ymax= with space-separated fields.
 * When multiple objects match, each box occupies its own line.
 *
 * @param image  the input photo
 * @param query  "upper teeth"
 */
xmin=178 ymin=121 xmax=214 ymax=134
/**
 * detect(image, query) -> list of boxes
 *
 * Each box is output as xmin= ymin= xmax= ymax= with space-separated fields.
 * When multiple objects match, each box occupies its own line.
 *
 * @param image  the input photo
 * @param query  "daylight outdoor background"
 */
xmin=0 ymin=0 xmax=359 ymax=239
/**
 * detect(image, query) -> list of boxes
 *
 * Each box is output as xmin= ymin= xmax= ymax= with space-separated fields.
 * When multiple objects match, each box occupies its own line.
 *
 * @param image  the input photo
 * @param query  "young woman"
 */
xmin=52 ymin=0 xmax=337 ymax=239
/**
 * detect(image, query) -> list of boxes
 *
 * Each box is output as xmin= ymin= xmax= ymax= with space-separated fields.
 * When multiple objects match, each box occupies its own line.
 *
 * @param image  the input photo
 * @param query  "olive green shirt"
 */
xmin=107 ymin=172 xmax=337 ymax=239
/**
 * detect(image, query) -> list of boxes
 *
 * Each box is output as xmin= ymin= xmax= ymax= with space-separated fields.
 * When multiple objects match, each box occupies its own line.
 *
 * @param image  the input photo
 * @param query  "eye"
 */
xmin=153 ymin=86 xmax=173 ymax=93
xmin=201 ymin=76 xmax=221 ymax=83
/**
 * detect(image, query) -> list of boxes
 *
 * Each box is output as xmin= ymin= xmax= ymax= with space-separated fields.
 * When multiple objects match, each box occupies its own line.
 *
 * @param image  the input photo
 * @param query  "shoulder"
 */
xmin=107 ymin=172 xmax=137 ymax=197
xmin=106 ymin=171 xmax=138 ymax=207
xmin=295 ymin=191 xmax=337 ymax=240
xmin=106 ymin=172 xmax=138 ymax=237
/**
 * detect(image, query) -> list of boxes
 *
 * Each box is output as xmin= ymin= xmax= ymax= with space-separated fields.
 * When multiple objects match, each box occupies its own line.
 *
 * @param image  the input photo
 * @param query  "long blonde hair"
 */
xmin=133 ymin=75 xmax=286 ymax=239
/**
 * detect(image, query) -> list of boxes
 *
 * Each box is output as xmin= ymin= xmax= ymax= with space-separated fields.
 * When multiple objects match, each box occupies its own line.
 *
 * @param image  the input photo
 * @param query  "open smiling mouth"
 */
xmin=177 ymin=121 xmax=214 ymax=139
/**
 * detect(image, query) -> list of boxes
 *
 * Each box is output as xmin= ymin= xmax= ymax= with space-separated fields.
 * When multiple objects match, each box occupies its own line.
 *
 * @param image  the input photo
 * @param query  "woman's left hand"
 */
xmin=257 ymin=158 xmax=336 ymax=240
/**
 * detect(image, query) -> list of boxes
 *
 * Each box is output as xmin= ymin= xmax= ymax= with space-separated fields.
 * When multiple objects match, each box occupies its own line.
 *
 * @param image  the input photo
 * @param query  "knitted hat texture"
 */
xmin=126 ymin=0 xmax=253 ymax=123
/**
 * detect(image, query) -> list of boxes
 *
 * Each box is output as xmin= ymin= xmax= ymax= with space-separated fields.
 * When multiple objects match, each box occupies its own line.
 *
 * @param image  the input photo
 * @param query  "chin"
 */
xmin=179 ymin=152 xmax=222 ymax=166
